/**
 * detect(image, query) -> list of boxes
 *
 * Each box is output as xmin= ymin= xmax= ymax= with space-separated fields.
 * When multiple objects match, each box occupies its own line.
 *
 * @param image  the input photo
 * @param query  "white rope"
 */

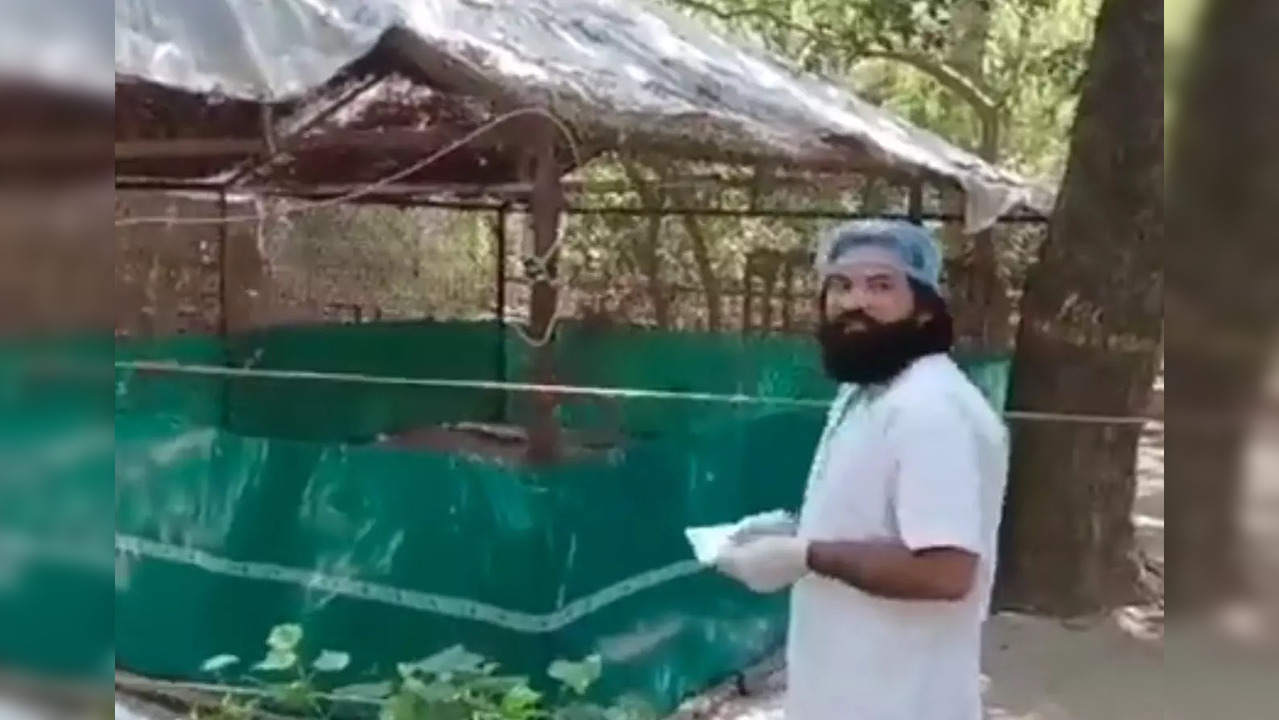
xmin=508 ymin=296 xmax=570 ymax=347
xmin=507 ymin=219 xmax=575 ymax=348
xmin=114 ymin=360 xmax=1161 ymax=427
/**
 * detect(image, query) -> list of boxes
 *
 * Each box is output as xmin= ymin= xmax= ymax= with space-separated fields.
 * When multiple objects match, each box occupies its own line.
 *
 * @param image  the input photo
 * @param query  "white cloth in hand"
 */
xmin=684 ymin=510 xmax=796 ymax=565
xmin=714 ymin=535 xmax=809 ymax=593
xmin=729 ymin=511 xmax=797 ymax=544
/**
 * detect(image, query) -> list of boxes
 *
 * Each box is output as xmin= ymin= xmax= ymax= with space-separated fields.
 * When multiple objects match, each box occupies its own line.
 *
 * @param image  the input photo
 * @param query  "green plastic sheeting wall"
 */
xmin=216 ymin=320 xmax=1007 ymax=442
xmin=2 ymin=322 xmax=1010 ymax=712
xmin=222 ymin=321 xmax=509 ymax=442
xmin=0 ymin=336 xmax=117 ymax=678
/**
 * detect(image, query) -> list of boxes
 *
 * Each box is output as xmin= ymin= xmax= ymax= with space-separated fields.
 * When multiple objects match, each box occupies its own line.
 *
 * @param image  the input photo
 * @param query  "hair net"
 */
xmin=814 ymin=220 xmax=944 ymax=294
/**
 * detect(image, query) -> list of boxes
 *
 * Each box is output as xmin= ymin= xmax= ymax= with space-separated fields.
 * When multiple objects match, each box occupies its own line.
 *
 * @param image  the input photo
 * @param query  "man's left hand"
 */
xmin=714 ymin=536 xmax=809 ymax=593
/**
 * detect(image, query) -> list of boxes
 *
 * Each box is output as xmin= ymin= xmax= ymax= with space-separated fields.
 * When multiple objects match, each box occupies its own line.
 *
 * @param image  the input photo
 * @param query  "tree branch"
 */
xmin=668 ymin=0 xmax=820 ymax=47
xmin=666 ymin=0 xmax=996 ymax=113
xmin=850 ymin=49 xmax=996 ymax=113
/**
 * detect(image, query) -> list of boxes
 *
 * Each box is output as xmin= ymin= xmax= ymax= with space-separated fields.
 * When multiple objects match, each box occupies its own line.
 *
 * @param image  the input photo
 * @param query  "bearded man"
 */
xmin=714 ymin=220 xmax=1010 ymax=720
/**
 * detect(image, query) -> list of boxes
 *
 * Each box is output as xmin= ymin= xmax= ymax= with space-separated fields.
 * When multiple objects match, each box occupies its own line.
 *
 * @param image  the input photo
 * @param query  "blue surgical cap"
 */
xmin=814 ymin=220 xmax=944 ymax=294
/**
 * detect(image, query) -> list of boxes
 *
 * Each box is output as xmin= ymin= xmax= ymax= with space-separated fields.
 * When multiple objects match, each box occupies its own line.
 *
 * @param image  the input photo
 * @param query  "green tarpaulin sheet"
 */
xmin=0 ymin=322 xmax=1009 ymax=711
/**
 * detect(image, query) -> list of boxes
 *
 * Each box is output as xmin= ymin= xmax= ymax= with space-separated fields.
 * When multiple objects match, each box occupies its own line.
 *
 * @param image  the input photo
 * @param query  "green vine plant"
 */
xmin=193 ymin=624 xmax=657 ymax=720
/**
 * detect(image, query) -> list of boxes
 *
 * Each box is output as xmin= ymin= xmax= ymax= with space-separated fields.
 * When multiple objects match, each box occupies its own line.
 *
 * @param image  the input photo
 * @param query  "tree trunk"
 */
xmin=940 ymin=0 xmax=1012 ymax=353
xmin=995 ymin=0 xmax=1164 ymax=616
xmin=623 ymin=164 xmax=672 ymax=328
xmin=681 ymin=211 xmax=723 ymax=332
xmin=1163 ymin=0 xmax=1279 ymax=614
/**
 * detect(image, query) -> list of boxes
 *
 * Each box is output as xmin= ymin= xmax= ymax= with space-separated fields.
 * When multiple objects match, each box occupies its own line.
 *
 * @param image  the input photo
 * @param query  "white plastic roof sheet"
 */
xmin=0 ymin=0 xmax=113 ymax=96
xmin=10 ymin=0 xmax=1051 ymax=230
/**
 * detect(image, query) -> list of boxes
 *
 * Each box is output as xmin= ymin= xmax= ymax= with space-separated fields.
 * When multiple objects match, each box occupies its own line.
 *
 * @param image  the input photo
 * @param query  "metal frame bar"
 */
xmin=907 ymin=180 xmax=925 ymax=224
xmin=116 ymin=169 xmax=927 ymax=202
xmin=112 ymin=178 xmax=1049 ymax=223
xmin=217 ymin=190 xmax=230 ymax=339
xmin=217 ymin=189 xmax=232 ymax=430
xmin=114 ymin=171 xmax=1050 ymax=224
xmin=220 ymin=75 xmax=389 ymax=189
xmin=493 ymin=203 xmax=510 ymax=423
xmin=114 ymin=126 xmax=505 ymax=165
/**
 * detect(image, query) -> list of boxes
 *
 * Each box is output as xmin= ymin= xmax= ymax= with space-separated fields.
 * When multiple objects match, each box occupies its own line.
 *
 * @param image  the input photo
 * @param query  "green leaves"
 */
xmin=253 ymin=649 xmax=298 ymax=673
xmin=500 ymin=684 xmax=544 ymax=717
xmin=548 ymin=654 xmax=603 ymax=696
xmin=398 ymin=644 xmax=487 ymax=678
xmin=200 ymin=654 xmax=240 ymax=674
xmin=271 ymin=679 xmax=316 ymax=713
xmin=311 ymin=649 xmax=351 ymax=673
xmin=266 ymin=624 xmax=303 ymax=652
xmin=250 ymin=625 xmax=346 ymax=675
xmin=333 ymin=680 xmax=395 ymax=700
xmin=402 ymin=676 xmax=458 ymax=703
xmin=200 ymin=625 xmax=649 ymax=720
xmin=663 ymin=0 xmax=1099 ymax=180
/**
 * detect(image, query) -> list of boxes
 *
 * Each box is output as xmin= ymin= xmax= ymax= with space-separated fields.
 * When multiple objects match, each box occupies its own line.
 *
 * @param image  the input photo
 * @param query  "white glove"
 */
xmin=729 ymin=511 xmax=798 ymax=544
xmin=714 ymin=535 xmax=809 ymax=593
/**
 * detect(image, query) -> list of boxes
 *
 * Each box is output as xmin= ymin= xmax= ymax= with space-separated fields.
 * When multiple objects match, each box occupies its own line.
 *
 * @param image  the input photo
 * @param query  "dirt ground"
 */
xmin=980 ymin=425 xmax=1170 ymax=720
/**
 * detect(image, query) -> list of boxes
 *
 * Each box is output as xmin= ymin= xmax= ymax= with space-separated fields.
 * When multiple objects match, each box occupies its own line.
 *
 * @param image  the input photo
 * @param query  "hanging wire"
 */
xmin=114 ymin=108 xmax=583 ymax=228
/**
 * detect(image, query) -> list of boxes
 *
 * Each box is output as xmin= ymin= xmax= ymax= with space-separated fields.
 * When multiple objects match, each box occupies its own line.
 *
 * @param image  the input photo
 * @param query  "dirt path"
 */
xmin=979 ymin=425 xmax=1167 ymax=720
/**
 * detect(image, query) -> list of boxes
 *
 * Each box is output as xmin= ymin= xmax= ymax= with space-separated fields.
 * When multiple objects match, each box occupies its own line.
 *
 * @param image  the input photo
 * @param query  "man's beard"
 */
xmin=817 ymin=311 xmax=949 ymax=385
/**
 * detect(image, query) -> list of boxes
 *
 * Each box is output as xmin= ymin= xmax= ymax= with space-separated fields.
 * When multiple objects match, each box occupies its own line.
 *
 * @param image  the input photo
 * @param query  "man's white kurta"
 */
xmin=787 ymin=354 xmax=1009 ymax=720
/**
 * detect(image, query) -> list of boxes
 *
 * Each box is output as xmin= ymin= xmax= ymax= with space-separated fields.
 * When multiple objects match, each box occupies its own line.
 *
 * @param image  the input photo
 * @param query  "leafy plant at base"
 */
xmin=193 ymin=623 xmax=348 ymax=718
xmin=193 ymin=624 xmax=655 ymax=720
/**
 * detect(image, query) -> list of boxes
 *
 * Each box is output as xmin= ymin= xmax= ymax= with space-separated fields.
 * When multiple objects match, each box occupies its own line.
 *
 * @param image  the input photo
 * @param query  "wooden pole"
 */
xmin=525 ymin=119 xmax=564 ymax=463
xmin=217 ymin=190 xmax=232 ymax=431
xmin=493 ymin=204 xmax=510 ymax=423
xmin=907 ymin=180 xmax=925 ymax=224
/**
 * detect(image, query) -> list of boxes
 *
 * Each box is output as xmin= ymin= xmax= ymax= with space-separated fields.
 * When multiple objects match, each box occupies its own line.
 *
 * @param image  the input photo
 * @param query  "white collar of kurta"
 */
xmin=805 ymin=384 xmax=873 ymax=492
xmin=817 ymin=355 xmax=950 ymax=455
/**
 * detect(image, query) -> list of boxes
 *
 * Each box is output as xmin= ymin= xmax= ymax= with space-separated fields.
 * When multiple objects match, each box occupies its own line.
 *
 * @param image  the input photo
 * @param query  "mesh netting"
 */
xmin=1 ymin=180 xmax=1032 ymax=710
